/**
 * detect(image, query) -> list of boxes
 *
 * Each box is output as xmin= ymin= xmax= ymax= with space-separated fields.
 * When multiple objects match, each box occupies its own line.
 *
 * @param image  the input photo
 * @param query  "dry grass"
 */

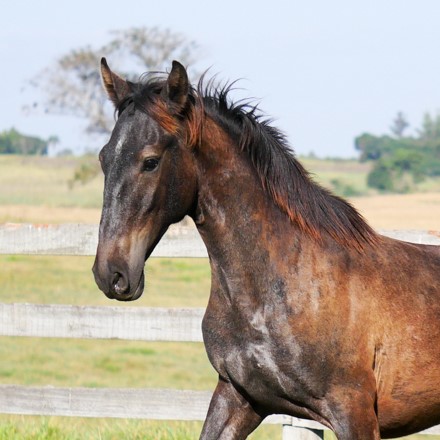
xmin=350 ymin=192 xmax=440 ymax=230
xmin=0 ymin=154 xmax=439 ymax=231
xmin=0 ymin=155 xmax=103 ymax=210
xmin=2 ymin=193 xmax=438 ymax=230
xmin=0 ymin=205 xmax=101 ymax=224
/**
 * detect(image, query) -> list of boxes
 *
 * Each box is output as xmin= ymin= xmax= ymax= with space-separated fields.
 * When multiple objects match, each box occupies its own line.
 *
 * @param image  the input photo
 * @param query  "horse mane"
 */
xmin=119 ymin=74 xmax=378 ymax=251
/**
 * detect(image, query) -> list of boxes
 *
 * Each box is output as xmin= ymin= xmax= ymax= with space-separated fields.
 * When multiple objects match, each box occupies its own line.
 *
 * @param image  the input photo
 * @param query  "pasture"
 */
xmin=0 ymin=155 xmax=439 ymax=439
xmin=1 ymin=154 xmax=440 ymax=228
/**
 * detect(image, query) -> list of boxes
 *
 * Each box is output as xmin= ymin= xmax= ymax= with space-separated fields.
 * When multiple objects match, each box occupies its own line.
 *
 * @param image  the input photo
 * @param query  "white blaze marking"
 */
xmin=105 ymin=123 xmax=131 ymax=232
xmin=114 ymin=124 xmax=129 ymax=158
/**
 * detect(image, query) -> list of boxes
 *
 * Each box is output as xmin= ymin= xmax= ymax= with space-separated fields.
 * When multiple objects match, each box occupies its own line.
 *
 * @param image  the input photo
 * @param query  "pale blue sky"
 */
xmin=1 ymin=0 xmax=440 ymax=157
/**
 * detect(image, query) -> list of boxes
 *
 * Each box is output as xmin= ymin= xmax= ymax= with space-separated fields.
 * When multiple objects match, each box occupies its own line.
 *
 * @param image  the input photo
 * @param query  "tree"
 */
xmin=390 ymin=111 xmax=409 ymax=138
xmin=417 ymin=111 xmax=440 ymax=142
xmin=357 ymin=111 xmax=440 ymax=193
xmin=354 ymin=133 xmax=385 ymax=162
xmin=28 ymin=27 xmax=199 ymax=138
xmin=354 ymin=133 xmax=404 ymax=162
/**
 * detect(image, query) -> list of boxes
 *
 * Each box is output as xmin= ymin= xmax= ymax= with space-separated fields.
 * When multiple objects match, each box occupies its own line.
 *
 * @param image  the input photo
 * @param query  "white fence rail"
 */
xmin=1 ymin=223 xmax=440 ymax=439
xmin=0 ymin=223 xmax=207 ymax=257
xmin=1 ymin=223 xmax=440 ymax=256
xmin=0 ymin=303 xmax=205 ymax=342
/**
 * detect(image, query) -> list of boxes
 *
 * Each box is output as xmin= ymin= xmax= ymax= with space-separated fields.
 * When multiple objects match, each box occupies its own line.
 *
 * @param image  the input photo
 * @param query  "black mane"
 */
xmin=199 ymin=82 xmax=377 ymax=250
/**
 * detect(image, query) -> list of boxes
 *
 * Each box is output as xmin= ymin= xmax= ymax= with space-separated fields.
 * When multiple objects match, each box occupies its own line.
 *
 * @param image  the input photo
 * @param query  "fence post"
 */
xmin=282 ymin=424 xmax=325 ymax=440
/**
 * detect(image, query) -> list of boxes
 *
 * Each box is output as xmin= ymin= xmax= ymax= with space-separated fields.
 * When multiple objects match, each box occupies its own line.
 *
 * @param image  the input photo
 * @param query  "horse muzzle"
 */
xmin=92 ymin=258 xmax=145 ymax=302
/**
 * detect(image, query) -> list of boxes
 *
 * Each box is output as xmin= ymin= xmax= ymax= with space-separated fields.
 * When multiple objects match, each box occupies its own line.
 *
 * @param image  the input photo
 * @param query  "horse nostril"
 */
xmin=112 ymin=272 xmax=129 ymax=296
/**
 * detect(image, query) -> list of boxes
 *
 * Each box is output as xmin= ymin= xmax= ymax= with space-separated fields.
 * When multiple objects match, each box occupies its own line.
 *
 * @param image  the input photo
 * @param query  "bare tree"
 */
xmin=28 ymin=27 xmax=199 ymax=136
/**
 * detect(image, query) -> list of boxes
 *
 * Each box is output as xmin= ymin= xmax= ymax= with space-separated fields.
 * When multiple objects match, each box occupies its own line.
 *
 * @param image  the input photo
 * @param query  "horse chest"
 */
xmin=202 ymin=308 xmax=303 ymax=403
xmin=229 ymin=342 xmax=290 ymax=391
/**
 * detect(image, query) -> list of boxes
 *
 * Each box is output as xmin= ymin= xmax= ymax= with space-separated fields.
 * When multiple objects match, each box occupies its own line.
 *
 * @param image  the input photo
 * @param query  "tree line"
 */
xmin=355 ymin=112 xmax=440 ymax=192
xmin=0 ymin=128 xmax=52 ymax=155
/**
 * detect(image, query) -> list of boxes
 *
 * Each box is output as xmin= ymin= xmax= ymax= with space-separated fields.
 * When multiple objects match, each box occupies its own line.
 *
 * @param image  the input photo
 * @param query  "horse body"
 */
xmin=93 ymin=59 xmax=440 ymax=439
xmin=193 ymin=122 xmax=440 ymax=438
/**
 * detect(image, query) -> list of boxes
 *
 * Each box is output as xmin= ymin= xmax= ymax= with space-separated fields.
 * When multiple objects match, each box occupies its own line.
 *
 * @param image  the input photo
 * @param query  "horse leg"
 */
xmin=199 ymin=377 xmax=263 ymax=440
xmin=326 ymin=390 xmax=380 ymax=440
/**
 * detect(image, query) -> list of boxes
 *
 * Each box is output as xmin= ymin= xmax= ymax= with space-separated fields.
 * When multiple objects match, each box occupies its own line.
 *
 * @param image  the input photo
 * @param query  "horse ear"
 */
xmin=100 ymin=58 xmax=131 ymax=107
xmin=163 ymin=60 xmax=189 ymax=113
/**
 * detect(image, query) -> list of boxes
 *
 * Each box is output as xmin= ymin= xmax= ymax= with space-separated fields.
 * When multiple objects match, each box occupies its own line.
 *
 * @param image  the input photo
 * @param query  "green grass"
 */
xmin=0 ymin=256 xmax=211 ymax=307
xmin=0 ymin=417 xmax=434 ymax=440
xmin=325 ymin=433 xmax=434 ymax=440
xmin=0 ymin=337 xmax=215 ymax=389
xmin=0 ymin=417 xmax=281 ymax=439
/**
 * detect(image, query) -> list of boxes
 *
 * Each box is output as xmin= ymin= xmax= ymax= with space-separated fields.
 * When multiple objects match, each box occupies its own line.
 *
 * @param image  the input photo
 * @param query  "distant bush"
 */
xmin=367 ymin=163 xmax=394 ymax=192
xmin=330 ymin=178 xmax=364 ymax=197
xmin=68 ymin=155 xmax=100 ymax=188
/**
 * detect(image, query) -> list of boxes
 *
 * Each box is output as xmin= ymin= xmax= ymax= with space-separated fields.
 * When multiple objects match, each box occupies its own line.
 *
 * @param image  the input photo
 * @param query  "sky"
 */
xmin=1 ymin=0 xmax=440 ymax=158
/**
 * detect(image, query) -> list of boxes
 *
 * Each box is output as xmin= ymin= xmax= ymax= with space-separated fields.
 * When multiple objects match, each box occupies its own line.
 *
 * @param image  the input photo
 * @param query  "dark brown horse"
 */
xmin=92 ymin=58 xmax=440 ymax=439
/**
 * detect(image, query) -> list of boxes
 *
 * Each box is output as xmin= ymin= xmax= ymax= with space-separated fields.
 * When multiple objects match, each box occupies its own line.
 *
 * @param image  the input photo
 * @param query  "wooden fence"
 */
xmin=1 ymin=223 xmax=440 ymax=439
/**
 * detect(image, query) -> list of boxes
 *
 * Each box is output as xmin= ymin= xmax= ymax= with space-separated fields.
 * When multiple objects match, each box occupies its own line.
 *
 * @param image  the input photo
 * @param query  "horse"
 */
xmin=92 ymin=58 xmax=440 ymax=440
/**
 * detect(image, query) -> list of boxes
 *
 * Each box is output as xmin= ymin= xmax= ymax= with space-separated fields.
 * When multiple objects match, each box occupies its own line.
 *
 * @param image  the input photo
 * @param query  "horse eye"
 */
xmin=142 ymin=157 xmax=160 ymax=172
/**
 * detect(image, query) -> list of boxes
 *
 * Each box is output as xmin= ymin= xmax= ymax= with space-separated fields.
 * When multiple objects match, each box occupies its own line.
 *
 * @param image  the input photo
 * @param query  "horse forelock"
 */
xmin=116 ymin=76 xmax=201 ymax=148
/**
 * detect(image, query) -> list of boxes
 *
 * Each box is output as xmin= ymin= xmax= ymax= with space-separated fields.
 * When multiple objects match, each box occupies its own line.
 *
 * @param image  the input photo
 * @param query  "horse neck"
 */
xmin=192 ymin=120 xmax=306 ymax=291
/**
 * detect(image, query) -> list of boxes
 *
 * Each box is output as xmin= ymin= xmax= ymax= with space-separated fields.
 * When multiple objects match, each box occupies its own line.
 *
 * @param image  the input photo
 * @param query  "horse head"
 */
xmin=92 ymin=59 xmax=197 ymax=301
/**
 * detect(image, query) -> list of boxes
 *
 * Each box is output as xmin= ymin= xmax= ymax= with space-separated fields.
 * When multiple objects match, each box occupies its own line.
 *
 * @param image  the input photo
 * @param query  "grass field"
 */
xmin=0 ymin=154 xmax=439 ymax=439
